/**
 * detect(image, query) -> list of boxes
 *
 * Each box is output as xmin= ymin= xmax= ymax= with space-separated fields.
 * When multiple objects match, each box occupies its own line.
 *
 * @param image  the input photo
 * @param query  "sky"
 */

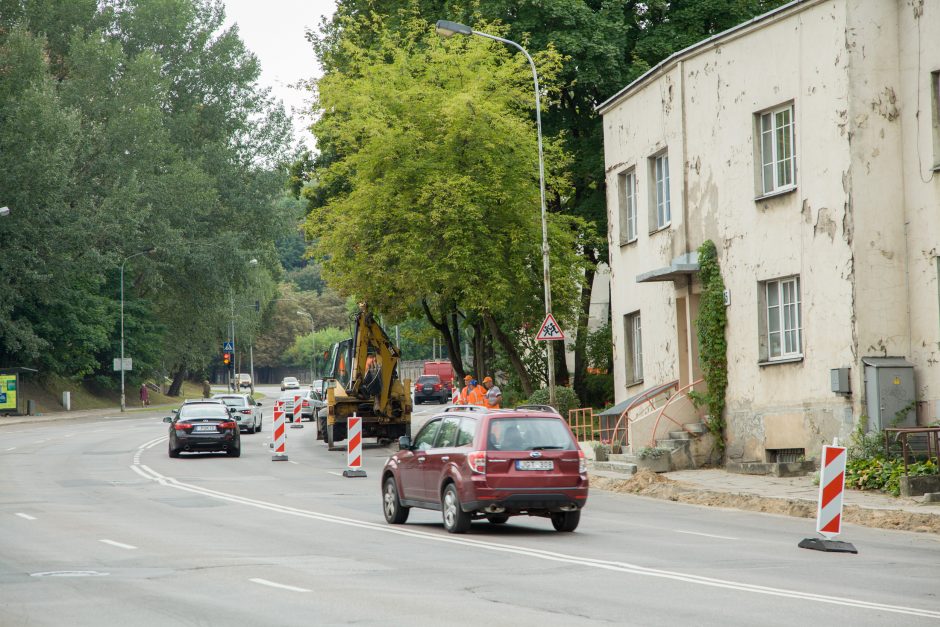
xmin=222 ymin=0 xmax=338 ymax=147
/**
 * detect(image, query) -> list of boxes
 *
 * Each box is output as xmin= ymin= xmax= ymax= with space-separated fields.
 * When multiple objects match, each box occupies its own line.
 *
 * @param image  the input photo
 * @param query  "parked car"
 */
xmin=236 ymin=373 xmax=252 ymax=389
xmin=280 ymin=376 xmax=300 ymax=391
xmin=414 ymin=374 xmax=448 ymax=404
xmin=381 ymin=407 xmax=588 ymax=533
xmin=165 ymin=402 xmax=241 ymax=458
xmin=423 ymin=360 xmax=454 ymax=395
xmin=299 ymin=388 xmax=326 ymax=421
xmin=212 ymin=394 xmax=262 ymax=433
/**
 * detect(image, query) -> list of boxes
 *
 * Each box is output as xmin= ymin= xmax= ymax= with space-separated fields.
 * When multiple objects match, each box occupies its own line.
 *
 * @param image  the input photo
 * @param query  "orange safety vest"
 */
xmin=467 ymin=386 xmax=487 ymax=406
xmin=457 ymin=386 xmax=469 ymax=404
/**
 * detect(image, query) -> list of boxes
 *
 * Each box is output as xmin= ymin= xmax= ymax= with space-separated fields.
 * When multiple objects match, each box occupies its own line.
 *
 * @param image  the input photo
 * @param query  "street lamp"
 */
xmin=297 ymin=310 xmax=315 ymax=384
xmin=120 ymin=247 xmax=156 ymax=411
xmin=229 ymin=258 xmax=260 ymax=390
xmin=0 ymin=207 xmax=9 ymax=217
xmin=436 ymin=20 xmax=556 ymax=404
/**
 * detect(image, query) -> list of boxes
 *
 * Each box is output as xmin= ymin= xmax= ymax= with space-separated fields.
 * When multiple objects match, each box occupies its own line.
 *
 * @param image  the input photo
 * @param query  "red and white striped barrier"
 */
xmin=799 ymin=442 xmax=856 ymax=553
xmin=271 ymin=400 xmax=288 ymax=461
xmin=816 ymin=444 xmax=847 ymax=537
xmin=290 ymin=394 xmax=303 ymax=429
xmin=342 ymin=414 xmax=367 ymax=478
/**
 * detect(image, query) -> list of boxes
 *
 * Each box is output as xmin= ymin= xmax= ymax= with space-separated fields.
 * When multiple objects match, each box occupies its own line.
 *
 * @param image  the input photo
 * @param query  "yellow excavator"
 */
xmin=319 ymin=303 xmax=412 ymax=450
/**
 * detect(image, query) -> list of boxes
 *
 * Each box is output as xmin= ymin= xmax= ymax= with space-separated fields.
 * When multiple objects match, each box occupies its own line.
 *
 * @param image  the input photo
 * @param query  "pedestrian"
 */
xmin=457 ymin=374 xmax=473 ymax=404
xmin=467 ymin=379 xmax=487 ymax=406
xmin=139 ymin=382 xmax=150 ymax=407
xmin=483 ymin=376 xmax=502 ymax=409
xmin=202 ymin=379 xmax=211 ymax=398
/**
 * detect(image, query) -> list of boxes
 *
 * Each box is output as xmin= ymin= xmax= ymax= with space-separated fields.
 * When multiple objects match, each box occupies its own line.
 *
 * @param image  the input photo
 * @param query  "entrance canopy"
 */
xmin=635 ymin=252 xmax=699 ymax=283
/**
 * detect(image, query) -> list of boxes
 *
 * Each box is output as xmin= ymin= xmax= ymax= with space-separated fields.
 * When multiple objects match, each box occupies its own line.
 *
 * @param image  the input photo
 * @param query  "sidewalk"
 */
xmin=0 ymin=404 xmax=170 ymax=428
xmin=589 ymin=466 xmax=940 ymax=533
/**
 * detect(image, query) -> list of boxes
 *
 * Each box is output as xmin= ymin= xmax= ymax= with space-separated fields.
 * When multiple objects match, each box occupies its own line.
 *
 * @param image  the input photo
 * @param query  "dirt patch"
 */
xmin=592 ymin=470 xmax=940 ymax=534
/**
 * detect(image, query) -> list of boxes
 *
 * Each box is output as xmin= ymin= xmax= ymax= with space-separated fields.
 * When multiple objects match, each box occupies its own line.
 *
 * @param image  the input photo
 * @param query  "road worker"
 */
xmin=483 ymin=376 xmax=502 ymax=409
xmin=457 ymin=374 xmax=473 ymax=404
xmin=467 ymin=379 xmax=487 ymax=406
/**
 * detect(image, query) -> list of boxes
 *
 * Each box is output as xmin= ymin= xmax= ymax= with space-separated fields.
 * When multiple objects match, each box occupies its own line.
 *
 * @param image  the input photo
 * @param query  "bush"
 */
xmin=581 ymin=374 xmax=613 ymax=410
xmin=526 ymin=386 xmax=581 ymax=419
xmin=846 ymin=457 xmax=938 ymax=496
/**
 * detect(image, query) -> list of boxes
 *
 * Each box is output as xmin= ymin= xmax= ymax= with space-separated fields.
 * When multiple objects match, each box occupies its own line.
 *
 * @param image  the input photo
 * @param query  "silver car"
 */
xmin=212 ymin=394 xmax=263 ymax=434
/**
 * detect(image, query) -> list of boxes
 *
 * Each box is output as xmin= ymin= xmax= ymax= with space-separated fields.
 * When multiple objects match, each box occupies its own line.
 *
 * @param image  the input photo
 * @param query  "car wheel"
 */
xmin=383 ymin=477 xmax=410 ymax=524
xmin=550 ymin=510 xmax=581 ymax=532
xmin=486 ymin=514 xmax=509 ymax=524
xmin=256 ymin=420 xmax=262 ymax=433
xmin=227 ymin=446 xmax=241 ymax=458
xmin=441 ymin=484 xmax=471 ymax=534
xmin=168 ymin=445 xmax=180 ymax=458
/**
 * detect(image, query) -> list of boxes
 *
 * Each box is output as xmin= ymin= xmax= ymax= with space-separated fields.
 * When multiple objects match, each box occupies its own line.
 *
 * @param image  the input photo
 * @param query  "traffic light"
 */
xmin=223 ymin=352 xmax=231 ymax=365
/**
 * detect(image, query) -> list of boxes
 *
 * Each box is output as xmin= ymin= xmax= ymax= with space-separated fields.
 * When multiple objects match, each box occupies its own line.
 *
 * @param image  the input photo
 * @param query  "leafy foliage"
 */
xmin=526 ymin=386 xmax=581 ymax=419
xmin=846 ymin=457 xmax=937 ymax=497
xmin=695 ymin=240 xmax=728 ymax=455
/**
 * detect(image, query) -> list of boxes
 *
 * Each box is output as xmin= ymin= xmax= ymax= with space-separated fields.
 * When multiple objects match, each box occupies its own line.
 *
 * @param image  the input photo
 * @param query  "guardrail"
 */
xmin=883 ymin=427 xmax=940 ymax=474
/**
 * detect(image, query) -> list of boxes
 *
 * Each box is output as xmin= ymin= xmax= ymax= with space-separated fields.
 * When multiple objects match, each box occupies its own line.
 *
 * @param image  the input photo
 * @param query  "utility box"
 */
xmin=830 ymin=368 xmax=850 ymax=395
xmin=863 ymin=357 xmax=915 ymax=430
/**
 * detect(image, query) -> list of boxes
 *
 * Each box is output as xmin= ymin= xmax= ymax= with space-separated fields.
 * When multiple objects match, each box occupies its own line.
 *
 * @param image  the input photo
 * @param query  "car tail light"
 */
xmin=415 ymin=384 xmax=423 ymax=391
xmin=302 ymin=400 xmax=310 ymax=407
xmin=578 ymin=449 xmax=586 ymax=474
xmin=433 ymin=384 xmax=442 ymax=391
xmin=219 ymin=421 xmax=237 ymax=430
xmin=240 ymin=409 xmax=252 ymax=414
xmin=468 ymin=451 xmax=486 ymax=474
xmin=173 ymin=422 xmax=193 ymax=432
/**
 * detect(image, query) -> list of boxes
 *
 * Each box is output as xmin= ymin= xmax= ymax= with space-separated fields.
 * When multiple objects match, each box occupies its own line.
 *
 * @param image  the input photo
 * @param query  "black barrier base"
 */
xmin=798 ymin=537 xmax=858 ymax=554
xmin=343 ymin=469 xmax=367 ymax=478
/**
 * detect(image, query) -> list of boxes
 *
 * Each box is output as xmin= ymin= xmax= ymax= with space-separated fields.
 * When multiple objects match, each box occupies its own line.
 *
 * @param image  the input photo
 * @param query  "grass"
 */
xmin=19 ymin=377 xmax=215 ymax=414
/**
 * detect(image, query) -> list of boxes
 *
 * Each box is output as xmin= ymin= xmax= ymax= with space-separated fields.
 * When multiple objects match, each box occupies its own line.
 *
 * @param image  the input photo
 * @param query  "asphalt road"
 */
xmin=1 ymin=395 xmax=939 ymax=626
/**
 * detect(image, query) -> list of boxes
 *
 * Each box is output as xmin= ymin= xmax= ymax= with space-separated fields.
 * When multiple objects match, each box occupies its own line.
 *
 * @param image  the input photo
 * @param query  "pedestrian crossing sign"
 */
xmin=222 ymin=341 xmax=234 ymax=351
xmin=536 ymin=313 xmax=565 ymax=341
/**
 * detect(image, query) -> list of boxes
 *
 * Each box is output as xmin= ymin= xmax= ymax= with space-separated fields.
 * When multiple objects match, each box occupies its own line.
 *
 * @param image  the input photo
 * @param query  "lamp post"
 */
xmin=120 ymin=247 xmax=156 ymax=411
xmin=297 ymin=310 xmax=315 ymax=384
xmin=229 ymin=259 xmax=259 ymax=390
xmin=435 ymin=20 xmax=556 ymax=404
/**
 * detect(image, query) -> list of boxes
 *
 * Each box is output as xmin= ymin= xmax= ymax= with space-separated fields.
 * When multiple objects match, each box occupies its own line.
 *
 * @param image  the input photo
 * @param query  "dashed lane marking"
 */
xmin=674 ymin=530 xmax=739 ymax=541
xmin=15 ymin=513 xmax=36 ymax=521
xmin=249 ymin=578 xmax=310 ymax=593
xmin=99 ymin=539 xmax=137 ymax=550
xmin=129 ymin=442 xmax=940 ymax=620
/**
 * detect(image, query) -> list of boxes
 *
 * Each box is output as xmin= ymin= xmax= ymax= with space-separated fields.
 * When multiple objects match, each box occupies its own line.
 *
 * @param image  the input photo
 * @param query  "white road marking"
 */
xmin=99 ymin=539 xmax=137 ymax=550
xmin=326 ymin=471 xmax=343 ymax=477
xmin=15 ymin=513 xmax=36 ymax=521
xmin=6 ymin=447 xmax=15 ymax=451
xmin=129 ymin=448 xmax=940 ymax=620
xmin=249 ymin=578 xmax=310 ymax=593
xmin=288 ymin=461 xmax=299 ymax=465
xmin=674 ymin=530 xmax=739 ymax=541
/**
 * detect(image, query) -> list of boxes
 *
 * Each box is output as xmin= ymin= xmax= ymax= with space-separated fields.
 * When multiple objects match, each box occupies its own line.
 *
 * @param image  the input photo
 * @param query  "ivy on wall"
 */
xmin=695 ymin=240 xmax=728 ymax=457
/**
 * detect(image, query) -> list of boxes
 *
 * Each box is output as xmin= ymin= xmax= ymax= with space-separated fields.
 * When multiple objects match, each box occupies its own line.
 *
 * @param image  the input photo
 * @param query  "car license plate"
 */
xmin=516 ymin=460 xmax=554 ymax=471
xmin=195 ymin=425 xmax=216 ymax=432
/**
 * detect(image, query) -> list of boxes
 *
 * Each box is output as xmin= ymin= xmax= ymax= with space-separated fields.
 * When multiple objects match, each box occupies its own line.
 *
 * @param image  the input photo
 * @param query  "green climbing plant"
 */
xmin=696 ymin=240 xmax=728 ymax=456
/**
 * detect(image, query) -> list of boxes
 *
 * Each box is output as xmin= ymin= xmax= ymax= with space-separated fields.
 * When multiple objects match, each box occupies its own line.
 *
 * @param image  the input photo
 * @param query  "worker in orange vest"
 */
xmin=457 ymin=375 xmax=473 ymax=404
xmin=482 ymin=376 xmax=502 ymax=409
xmin=467 ymin=379 xmax=487 ymax=406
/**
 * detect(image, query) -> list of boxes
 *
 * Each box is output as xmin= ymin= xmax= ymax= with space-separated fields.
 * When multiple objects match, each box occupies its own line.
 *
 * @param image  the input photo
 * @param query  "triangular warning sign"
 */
xmin=536 ymin=313 xmax=565 ymax=341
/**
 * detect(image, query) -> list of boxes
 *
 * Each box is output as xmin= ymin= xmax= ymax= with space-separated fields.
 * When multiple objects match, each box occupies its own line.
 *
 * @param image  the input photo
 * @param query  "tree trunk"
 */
xmin=471 ymin=319 xmax=485 ymax=380
xmin=484 ymin=312 xmax=533 ymax=396
xmin=554 ymin=340 xmax=570 ymax=387
xmin=422 ymin=298 xmax=465 ymax=381
xmin=573 ymin=255 xmax=598 ymax=400
xmin=168 ymin=367 xmax=187 ymax=397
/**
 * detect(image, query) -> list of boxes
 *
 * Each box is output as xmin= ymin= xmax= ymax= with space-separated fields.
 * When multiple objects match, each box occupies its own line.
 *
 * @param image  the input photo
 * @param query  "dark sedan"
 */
xmin=165 ymin=402 xmax=241 ymax=458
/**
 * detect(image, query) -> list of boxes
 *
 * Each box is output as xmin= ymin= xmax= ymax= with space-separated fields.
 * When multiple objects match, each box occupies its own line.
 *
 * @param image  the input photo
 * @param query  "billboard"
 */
xmin=0 ymin=374 xmax=16 ymax=411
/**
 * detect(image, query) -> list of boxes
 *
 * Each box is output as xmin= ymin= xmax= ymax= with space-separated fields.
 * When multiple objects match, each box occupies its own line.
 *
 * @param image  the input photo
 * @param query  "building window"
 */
xmin=617 ymin=169 xmax=637 ymax=244
xmin=624 ymin=312 xmax=643 ymax=384
xmin=649 ymin=152 xmax=670 ymax=230
xmin=758 ymin=104 xmax=795 ymax=195
xmin=932 ymin=71 xmax=940 ymax=168
xmin=762 ymin=276 xmax=802 ymax=360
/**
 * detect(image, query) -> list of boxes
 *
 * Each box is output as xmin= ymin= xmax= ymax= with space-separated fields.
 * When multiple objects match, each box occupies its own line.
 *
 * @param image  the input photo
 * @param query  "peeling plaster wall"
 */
xmin=897 ymin=0 xmax=940 ymax=423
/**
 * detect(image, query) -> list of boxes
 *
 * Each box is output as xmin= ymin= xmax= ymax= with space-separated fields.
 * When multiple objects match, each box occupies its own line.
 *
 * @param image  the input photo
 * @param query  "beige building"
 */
xmin=598 ymin=0 xmax=940 ymax=463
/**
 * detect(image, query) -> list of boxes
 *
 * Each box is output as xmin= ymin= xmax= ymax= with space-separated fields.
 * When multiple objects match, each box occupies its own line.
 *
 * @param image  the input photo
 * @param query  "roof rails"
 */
xmin=514 ymin=404 xmax=561 ymax=415
xmin=443 ymin=405 xmax=490 ymax=413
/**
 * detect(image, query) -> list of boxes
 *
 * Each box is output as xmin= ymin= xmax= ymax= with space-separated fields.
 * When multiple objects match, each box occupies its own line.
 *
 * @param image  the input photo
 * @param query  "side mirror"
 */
xmin=163 ymin=416 xmax=173 ymax=423
xmin=398 ymin=435 xmax=412 ymax=451
xmin=256 ymin=401 xmax=262 ymax=406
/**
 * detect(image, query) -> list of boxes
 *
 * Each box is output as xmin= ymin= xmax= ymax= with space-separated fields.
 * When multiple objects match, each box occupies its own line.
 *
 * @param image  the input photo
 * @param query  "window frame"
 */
xmin=649 ymin=152 xmax=671 ymax=231
xmin=617 ymin=168 xmax=637 ymax=245
xmin=756 ymin=103 xmax=796 ymax=196
xmin=932 ymin=71 xmax=940 ymax=170
xmin=624 ymin=311 xmax=643 ymax=385
xmin=761 ymin=276 xmax=802 ymax=362
xmin=413 ymin=418 xmax=442 ymax=451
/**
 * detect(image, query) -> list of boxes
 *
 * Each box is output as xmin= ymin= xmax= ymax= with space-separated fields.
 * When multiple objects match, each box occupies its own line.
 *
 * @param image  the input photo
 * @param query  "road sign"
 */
xmin=535 ymin=313 xmax=565 ymax=341
xmin=798 ymin=443 xmax=857 ymax=553
xmin=222 ymin=341 xmax=234 ymax=351
xmin=112 ymin=358 xmax=133 ymax=372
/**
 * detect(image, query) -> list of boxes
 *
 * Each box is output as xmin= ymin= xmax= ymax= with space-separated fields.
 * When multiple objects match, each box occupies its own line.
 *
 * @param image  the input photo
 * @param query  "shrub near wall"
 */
xmin=527 ymin=387 xmax=581 ymax=418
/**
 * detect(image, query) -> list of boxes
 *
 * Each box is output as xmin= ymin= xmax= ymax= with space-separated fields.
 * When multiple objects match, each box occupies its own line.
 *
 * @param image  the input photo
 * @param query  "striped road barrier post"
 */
xmin=271 ymin=400 xmax=288 ymax=461
xmin=290 ymin=394 xmax=303 ymax=429
xmin=799 ymin=441 xmax=857 ymax=553
xmin=342 ymin=414 xmax=367 ymax=478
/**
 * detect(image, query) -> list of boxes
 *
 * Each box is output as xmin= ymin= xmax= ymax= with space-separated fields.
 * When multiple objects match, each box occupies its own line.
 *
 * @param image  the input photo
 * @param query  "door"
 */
xmin=422 ymin=417 xmax=461 ymax=500
xmin=399 ymin=418 xmax=442 ymax=501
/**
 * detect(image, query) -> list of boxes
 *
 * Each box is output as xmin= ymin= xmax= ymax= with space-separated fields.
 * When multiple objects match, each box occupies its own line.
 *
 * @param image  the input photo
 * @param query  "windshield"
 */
xmin=417 ymin=376 xmax=440 ymax=385
xmin=215 ymin=397 xmax=246 ymax=407
xmin=178 ymin=404 xmax=228 ymax=419
xmin=486 ymin=418 xmax=576 ymax=451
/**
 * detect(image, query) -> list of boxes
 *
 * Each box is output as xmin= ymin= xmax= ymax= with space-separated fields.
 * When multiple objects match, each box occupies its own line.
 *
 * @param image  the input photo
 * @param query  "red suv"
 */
xmin=381 ymin=407 xmax=588 ymax=533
